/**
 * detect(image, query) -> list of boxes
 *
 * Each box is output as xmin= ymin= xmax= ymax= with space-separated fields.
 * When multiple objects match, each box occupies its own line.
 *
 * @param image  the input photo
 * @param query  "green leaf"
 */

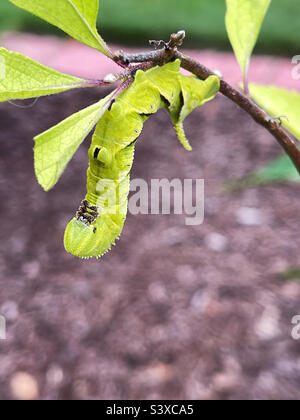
xmin=225 ymin=0 xmax=271 ymax=80
xmin=9 ymin=0 xmax=111 ymax=56
xmin=226 ymin=154 xmax=300 ymax=191
xmin=250 ymin=84 xmax=300 ymax=140
xmin=34 ymin=92 xmax=115 ymax=191
xmin=280 ymin=267 xmax=300 ymax=282
xmin=0 ymin=48 xmax=87 ymax=102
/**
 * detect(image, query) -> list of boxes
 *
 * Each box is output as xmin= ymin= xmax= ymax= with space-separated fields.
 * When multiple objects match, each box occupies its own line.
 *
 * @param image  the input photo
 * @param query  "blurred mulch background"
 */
xmin=1 ymin=85 xmax=300 ymax=399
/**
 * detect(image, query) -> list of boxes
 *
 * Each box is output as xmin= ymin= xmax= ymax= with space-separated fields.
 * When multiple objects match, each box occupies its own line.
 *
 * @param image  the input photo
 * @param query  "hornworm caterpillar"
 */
xmin=64 ymin=60 xmax=220 ymax=259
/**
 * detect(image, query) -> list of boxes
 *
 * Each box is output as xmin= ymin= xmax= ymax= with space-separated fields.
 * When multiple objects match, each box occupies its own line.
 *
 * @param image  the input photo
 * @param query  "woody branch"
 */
xmin=112 ymin=31 xmax=300 ymax=175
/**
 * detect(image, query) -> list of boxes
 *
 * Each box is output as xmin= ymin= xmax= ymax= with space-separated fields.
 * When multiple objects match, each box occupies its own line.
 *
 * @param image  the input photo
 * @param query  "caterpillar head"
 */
xmin=64 ymin=217 xmax=97 ymax=258
xmin=64 ymin=200 xmax=126 ymax=259
xmin=64 ymin=217 xmax=99 ymax=259
xmin=64 ymin=200 xmax=100 ymax=259
xmin=64 ymin=215 xmax=125 ymax=259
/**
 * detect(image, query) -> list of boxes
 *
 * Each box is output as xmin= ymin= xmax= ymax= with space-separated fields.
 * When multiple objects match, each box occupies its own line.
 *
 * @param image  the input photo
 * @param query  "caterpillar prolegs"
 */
xmin=63 ymin=60 xmax=220 ymax=259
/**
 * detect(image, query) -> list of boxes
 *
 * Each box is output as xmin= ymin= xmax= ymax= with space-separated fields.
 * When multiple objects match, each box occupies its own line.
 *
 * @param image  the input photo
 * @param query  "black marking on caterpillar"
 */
xmin=126 ymin=139 xmax=138 ymax=149
xmin=160 ymin=94 xmax=171 ymax=107
xmin=94 ymin=147 xmax=101 ymax=159
xmin=179 ymin=91 xmax=184 ymax=108
xmin=131 ymin=69 xmax=139 ymax=77
xmin=108 ymin=99 xmax=116 ymax=111
xmin=76 ymin=200 xmax=99 ymax=225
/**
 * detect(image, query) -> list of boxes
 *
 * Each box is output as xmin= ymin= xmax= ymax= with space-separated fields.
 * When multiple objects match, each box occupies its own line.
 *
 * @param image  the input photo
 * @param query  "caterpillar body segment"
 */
xmin=63 ymin=61 xmax=220 ymax=259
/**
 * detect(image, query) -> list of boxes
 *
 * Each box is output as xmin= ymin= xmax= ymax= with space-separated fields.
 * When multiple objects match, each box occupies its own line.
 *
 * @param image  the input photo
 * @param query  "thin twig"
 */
xmin=112 ymin=31 xmax=300 ymax=175
xmin=113 ymin=31 xmax=185 ymax=66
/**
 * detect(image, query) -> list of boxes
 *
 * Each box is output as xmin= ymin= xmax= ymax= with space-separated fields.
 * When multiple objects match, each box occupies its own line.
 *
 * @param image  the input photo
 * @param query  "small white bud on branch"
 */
xmin=212 ymin=69 xmax=223 ymax=79
xmin=104 ymin=73 xmax=119 ymax=83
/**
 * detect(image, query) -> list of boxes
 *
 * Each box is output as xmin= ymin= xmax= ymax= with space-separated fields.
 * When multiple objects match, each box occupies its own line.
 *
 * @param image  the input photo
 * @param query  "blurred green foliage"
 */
xmin=280 ymin=267 xmax=300 ymax=281
xmin=0 ymin=0 xmax=299 ymax=55
xmin=226 ymin=154 xmax=300 ymax=191
xmin=254 ymin=155 xmax=300 ymax=185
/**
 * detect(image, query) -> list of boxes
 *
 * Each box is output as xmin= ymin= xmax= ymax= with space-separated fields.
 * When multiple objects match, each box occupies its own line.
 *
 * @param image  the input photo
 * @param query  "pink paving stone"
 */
xmin=1 ymin=32 xmax=299 ymax=92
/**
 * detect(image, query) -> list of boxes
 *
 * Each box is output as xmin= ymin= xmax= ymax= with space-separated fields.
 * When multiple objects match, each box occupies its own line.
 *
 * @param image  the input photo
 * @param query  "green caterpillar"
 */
xmin=63 ymin=60 xmax=220 ymax=259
